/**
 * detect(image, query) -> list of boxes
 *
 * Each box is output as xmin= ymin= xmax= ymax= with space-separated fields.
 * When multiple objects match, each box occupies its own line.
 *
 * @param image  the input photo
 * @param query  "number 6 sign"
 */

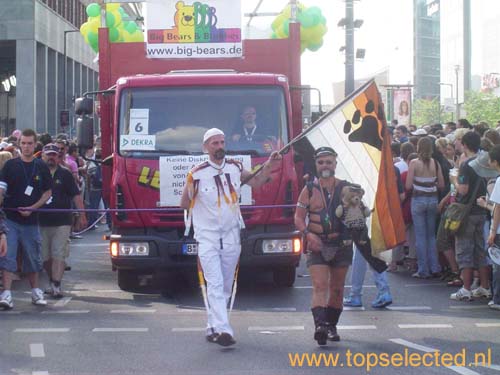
xmin=130 ymin=108 xmax=149 ymax=135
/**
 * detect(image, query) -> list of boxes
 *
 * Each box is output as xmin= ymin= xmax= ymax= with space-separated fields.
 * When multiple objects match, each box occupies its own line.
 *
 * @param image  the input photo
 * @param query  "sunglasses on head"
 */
xmin=316 ymin=160 xmax=334 ymax=165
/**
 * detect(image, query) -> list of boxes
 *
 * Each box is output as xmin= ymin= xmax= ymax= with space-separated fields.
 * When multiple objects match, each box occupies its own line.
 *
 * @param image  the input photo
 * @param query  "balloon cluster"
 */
xmin=271 ymin=3 xmax=327 ymax=54
xmin=80 ymin=3 xmax=144 ymax=52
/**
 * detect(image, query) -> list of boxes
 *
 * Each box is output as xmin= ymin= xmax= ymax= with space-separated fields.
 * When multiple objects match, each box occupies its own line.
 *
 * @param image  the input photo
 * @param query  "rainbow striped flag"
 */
xmin=293 ymin=79 xmax=405 ymax=254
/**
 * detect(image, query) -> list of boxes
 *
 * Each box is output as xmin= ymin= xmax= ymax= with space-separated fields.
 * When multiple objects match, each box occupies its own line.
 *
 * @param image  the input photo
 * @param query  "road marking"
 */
xmin=32 ymin=372 xmax=49 ymax=375
xmin=248 ymin=326 xmax=304 ymax=331
xmin=448 ymin=305 xmax=487 ymax=310
xmin=343 ymin=306 xmax=366 ymax=311
xmin=389 ymin=338 xmax=438 ymax=353
xmin=256 ymin=307 xmax=297 ymax=312
xmin=30 ymin=343 xmax=45 ymax=358
xmin=92 ymin=328 xmax=149 ymax=332
xmin=386 ymin=306 xmax=432 ymax=311
xmin=95 ymin=290 xmax=123 ymax=293
xmin=85 ymin=251 xmax=109 ymax=254
xmin=172 ymin=327 xmax=205 ymax=332
xmin=447 ymin=367 xmax=482 ymax=375
xmin=398 ymin=324 xmax=453 ymax=329
xmin=71 ymin=243 xmax=108 ymax=247
xmin=110 ymin=309 xmax=156 ymax=314
xmin=42 ymin=310 xmax=90 ymax=314
xmin=337 ymin=325 xmax=377 ymax=330
xmin=293 ymin=286 xmax=312 ymax=289
xmin=475 ymin=322 xmax=500 ymax=328
xmin=472 ymin=363 xmax=500 ymax=371
xmin=15 ymin=328 xmax=70 ymax=333
xmin=53 ymin=297 xmax=72 ymax=307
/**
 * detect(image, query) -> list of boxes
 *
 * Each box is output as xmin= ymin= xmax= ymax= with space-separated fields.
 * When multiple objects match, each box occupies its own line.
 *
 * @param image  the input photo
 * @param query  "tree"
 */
xmin=411 ymin=98 xmax=450 ymax=126
xmin=463 ymin=90 xmax=500 ymax=126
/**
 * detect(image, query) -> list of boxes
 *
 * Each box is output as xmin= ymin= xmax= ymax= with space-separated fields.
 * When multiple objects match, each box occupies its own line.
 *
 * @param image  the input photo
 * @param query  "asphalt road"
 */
xmin=0 ymin=227 xmax=499 ymax=375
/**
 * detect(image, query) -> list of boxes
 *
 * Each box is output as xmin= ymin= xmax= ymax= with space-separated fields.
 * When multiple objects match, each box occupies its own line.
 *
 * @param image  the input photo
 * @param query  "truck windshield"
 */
xmin=118 ymin=86 xmax=288 ymax=157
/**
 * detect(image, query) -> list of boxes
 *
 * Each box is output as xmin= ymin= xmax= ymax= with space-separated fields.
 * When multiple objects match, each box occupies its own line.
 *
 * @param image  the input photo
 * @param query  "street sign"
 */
xmin=60 ymin=110 xmax=69 ymax=128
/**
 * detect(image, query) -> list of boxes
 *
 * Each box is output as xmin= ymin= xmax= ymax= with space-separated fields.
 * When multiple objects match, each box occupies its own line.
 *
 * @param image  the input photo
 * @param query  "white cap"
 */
xmin=203 ymin=128 xmax=225 ymax=143
xmin=411 ymin=128 xmax=428 ymax=136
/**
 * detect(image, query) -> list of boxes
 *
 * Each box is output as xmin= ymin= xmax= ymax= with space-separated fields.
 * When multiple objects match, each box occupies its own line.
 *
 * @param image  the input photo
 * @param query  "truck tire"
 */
xmin=273 ymin=267 xmax=296 ymax=287
xmin=117 ymin=270 xmax=138 ymax=291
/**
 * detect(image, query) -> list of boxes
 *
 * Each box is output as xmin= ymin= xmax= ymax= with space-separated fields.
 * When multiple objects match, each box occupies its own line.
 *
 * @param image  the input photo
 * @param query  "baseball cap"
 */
xmin=314 ymin=146 xmax=337 ymax=159
xmin=203 ymin=128 xmax=224 ymax=143
xmin=411 ymin=128 xmax=428 ymax=136
xmin=43 ymin=143 xmax=60 ymax=155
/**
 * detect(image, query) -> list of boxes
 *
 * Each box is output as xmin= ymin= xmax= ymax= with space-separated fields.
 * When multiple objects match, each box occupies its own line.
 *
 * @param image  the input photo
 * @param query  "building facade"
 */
xmin=0 ymin=0 xmax=98 ymax=137
xmin=413 ymin=0 xmax=440 ymax=100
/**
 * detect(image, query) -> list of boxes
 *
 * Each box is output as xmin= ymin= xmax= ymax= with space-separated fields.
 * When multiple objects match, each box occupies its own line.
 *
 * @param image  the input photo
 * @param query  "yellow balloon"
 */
xmin=88 ymin=16 xmax=100 ymax=32
xmin=111 ymin=10 xmax=122 ymax=27
xmin=129 ymin=30 xmax=144 ymax=42
xmin=271 ymin=14 xmax=287 ymax=31
xmin=276 ymin=24 xmax=287 ymax=39
xmin=106 ymin=3 xmax=120 ymax=11
xmin=80 ymin=21 xmax=90 ymax=36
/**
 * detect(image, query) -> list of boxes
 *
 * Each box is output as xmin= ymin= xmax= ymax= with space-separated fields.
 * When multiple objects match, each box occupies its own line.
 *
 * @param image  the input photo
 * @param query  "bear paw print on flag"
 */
xmin=343 ymin=100 xmax=384 ymax=151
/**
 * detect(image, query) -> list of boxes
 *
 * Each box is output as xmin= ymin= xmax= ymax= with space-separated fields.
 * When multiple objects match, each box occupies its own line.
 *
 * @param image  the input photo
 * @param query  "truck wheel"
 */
xmin=273 ymin=267 xmax=296 ymax=287
xmin=117 ymin=270 xmax=138 ymax=291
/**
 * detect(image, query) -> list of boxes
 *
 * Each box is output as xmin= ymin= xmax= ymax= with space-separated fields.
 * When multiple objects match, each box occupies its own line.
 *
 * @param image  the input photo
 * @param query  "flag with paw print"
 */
xmin=292 ymin=79 xmax=405 ymax=254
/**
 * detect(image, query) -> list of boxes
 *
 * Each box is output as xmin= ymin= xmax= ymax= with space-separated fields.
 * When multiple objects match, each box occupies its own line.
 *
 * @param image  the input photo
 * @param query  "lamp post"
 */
xmin=439 ymin=82 xmax=454 ymax=121
xmin=454 ymin=64 xmax=460 ymax=123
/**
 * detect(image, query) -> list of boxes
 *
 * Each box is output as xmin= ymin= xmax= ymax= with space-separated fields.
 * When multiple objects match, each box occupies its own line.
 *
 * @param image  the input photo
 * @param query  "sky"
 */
xmin=242 ymin=0 xmax=414 ymax=104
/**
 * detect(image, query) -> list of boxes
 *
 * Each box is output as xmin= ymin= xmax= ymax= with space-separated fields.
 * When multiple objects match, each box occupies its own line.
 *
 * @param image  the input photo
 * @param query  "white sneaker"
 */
xmin=488 ymin=300 xmax=500 ymax=310
xmin=0 ymin=292 xmax=13 ymax=309
xmin=450 ymin=287 xmax=472 ymax=301
xmin=470 ymin=278 xmax=480 ymax=290
xmin=32 ymin=288 xmax=47 ymax=306
xmin=52 ymin=286 xmax=63 ymax=299
xmin=472 ymin=287 xmax=492 ymax=299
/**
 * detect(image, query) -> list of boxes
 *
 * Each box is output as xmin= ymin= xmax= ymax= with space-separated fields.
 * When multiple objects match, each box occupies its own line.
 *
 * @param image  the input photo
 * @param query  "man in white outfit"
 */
xmin=180 ymin=128 xmax=281 ymax=346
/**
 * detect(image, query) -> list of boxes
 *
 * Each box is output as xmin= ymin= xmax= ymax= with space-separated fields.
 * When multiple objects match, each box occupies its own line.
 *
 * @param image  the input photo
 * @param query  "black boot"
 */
xmin=326 ymin=307 xmax=342 ymax=342
xmin=311 ymin=306 xmax=328 ymax=346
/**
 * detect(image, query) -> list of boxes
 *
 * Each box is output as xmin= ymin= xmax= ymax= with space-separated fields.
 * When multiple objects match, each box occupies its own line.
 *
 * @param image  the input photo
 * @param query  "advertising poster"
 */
xmin=145 ymin=0 xmax=242 ymax=58
xmin=392 ymin=89 xmax=411 ymax=126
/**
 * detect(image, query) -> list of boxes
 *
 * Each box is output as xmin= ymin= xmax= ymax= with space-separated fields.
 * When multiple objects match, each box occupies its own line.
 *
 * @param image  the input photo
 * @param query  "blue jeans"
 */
xmin=411 ymin=196 xmax=441 ymax=276
xmin=0 ymin=219 xmax=42 ymax=273
xmin=349 ymin=245 xmax=390 ymax=298
xmin=88 ymin=189 xmax=102 ymax=225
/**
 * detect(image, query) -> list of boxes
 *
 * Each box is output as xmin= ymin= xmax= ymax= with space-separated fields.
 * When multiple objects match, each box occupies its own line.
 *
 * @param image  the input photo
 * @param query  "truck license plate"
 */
xmin=182 ymin=243 xmax=198 ymax=255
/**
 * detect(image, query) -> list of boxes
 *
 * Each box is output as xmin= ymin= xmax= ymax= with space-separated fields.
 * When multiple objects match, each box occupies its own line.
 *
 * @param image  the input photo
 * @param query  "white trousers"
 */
xmin=198 ymin=240 xmax=241 ymax=336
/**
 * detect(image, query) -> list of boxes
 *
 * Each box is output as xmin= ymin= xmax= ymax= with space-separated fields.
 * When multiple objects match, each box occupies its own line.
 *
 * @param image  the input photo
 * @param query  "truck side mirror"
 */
xmin=76 ymin=116 xmax=94 ymax=149
xmin=75 ymin=97 xmax=94 ymax=116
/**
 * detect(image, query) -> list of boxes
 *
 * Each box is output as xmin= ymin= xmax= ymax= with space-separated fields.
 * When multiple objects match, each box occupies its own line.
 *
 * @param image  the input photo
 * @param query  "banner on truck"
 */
xmin=145 ymin=0 xmax=242 ymax=59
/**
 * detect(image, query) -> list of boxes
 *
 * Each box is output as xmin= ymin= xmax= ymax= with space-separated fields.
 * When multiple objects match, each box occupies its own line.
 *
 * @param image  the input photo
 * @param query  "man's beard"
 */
xmin=320 ymin=169 xmax=335 ymax=178
xmin=214 ymin=149 xmax=225 ymax=160
xmin=47 ymin=159 xmax=57 ymax=168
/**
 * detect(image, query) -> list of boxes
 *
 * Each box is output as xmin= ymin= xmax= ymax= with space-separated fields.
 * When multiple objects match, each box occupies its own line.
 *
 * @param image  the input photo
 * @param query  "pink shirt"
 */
xmin=65 ymin=155 xmax=78 ymax=175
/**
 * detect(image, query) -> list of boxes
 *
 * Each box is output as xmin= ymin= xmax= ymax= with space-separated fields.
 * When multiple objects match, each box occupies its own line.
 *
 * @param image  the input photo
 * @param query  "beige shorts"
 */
xmin=41 ymin=225 xmax=71 ymax=261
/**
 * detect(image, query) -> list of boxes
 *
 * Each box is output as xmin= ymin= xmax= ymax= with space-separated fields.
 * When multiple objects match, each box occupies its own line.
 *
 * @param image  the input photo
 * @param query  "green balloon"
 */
xmin=320 ymin=15 xmax=327 ymax=25
xmin=87 ymin=31 xmax=98 ymax=46
xmin=271 ymin=32 xmax=278 ymax=39
xmin=109 ymin=27 xmax=120 ymax=42
xmin=86 ymin=3 xmax=100 ymax=18
xmin=125 ymin=22 xmax=138 ymax=34
xmin=106 ymin=12 xmax=116 ymax=27
xmin=298 ymin=11 xmax=315 ymax=28
xmin=283 ymin=19 xmax=290 ymax=36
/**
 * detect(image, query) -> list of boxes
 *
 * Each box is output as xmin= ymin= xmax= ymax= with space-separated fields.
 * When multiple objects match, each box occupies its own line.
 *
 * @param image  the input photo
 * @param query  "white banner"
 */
xmin=145 ymin=0 xmax=242 ymax=59
xmin=159 ymin=155 xmax=252 ymax=206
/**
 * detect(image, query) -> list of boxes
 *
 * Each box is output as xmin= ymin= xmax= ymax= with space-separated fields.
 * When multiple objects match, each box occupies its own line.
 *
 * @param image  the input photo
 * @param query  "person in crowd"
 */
xmin=485 ymin=144 xmax=500 ymax=310
xmin=453 ymin=128 xmax=471 ymax=167
xmin=0 ymin=129 xmax=52 ymax=309
xmin=450 ymin=132 xmax=493 ymax=301
xmin=444 ymin=122 xmax=457 ymax=135
xmin=457 ymin=118 xmax=473 ymax=130
xmin=40 ymin=144 xmax=87 ymax=298
xmin=180 ymin=128 xmax=281 ymax=347
xmin=294 ymin=147 xmax=358 ymax=345
xmin=394 ymin=125 xmax=409 ymax=144
xmin=408 ymin=124 xmax=417 ymax=133
xmin=87 ymin=149 xmax=103 ymax=228
xmin=405 ymin=136 xmax=445 ymax=278
xmin=484 ymin=129 xmax=500 ymax=146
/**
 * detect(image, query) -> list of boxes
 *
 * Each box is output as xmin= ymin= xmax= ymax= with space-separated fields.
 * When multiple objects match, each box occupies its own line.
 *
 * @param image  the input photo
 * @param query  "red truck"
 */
xmin=77 ymin=24 xmax=305 ymax=291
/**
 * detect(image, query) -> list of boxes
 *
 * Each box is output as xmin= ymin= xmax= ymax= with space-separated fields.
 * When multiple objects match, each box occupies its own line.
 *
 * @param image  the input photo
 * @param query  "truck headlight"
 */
xmin=118 ymin=242 xmax=149 ymax=256
xmin=262 ymin=239 xmax=294 ymax=254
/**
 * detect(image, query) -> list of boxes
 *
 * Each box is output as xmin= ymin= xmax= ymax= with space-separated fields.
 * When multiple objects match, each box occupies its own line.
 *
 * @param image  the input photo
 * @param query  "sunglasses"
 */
xmin=316 ymin=160 xmax=334 ymax=165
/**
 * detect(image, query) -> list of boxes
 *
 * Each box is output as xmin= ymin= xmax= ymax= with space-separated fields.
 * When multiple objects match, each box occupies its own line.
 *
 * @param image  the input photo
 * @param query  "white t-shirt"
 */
xmin=188 ymin=159 xmax=243 ymax=244
xmin=394 ymin=160 xmax=408 ymax=174
xmin=488 ymin=176 xmax=500 ymax=234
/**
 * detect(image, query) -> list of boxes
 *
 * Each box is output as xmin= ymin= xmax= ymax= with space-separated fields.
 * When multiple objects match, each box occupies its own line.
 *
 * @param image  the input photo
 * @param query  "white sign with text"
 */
xmin=159 ymin=155 xmax=252 ymax=206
